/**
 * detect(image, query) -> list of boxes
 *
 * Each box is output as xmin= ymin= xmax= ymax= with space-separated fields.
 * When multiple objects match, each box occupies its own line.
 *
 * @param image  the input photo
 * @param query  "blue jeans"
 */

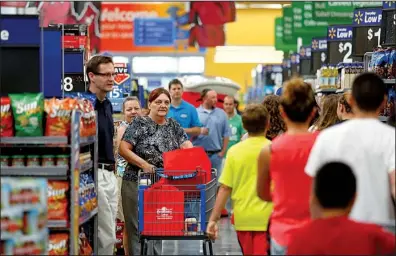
xmin=209 ymin=153 xmax=223 ymax=179
xmin=208 ymin=153 xmax=232 ymax=213
xmin=271 ymin=238 xmax=287 ymax=255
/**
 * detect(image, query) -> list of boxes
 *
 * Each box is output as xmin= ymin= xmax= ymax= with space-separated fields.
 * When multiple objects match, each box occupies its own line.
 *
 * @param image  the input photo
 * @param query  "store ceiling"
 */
xmin=236 ymin=1 xmax=291 ymax=9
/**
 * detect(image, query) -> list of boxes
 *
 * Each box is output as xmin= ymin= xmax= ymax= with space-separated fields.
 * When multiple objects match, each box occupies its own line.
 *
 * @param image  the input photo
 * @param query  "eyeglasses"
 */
xmin=94 ymin=72 xmax=117 ymax=78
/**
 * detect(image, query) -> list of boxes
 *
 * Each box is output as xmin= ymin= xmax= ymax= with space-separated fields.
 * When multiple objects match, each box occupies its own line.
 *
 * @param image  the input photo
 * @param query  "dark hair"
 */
xmin=315 ymin=162 xmax=356 ymax=209
xmin=122 ymin=96 xmax=141 ymax=113
xmin=168 ymin=78 xmax=183 ymax=91
xmin=338 ymin=92 xmax=353 ymax=113
xmin=197 ymin=88 xmax=214 ymax=102
xmin=315 ymin=94 xmax=340 ymax=131
xmin=242 ymin=104 xmax=269 ymax=135
xmin=352 ymin=73 xmax=387 ymax=112
xmin=262 ymin=95 xmax=286 ymax=140
xmin=148 ymin=88 xmax=171 ymax=103
xmin=280 ymin=78 xmax=316 ymax=123
xmin=86 ymin=55 xmax=114 ymax=83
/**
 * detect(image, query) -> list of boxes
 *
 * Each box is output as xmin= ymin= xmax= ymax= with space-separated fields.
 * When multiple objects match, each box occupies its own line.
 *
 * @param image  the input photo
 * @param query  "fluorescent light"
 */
xmin=214 ymin=46 xmax=284 ymax=64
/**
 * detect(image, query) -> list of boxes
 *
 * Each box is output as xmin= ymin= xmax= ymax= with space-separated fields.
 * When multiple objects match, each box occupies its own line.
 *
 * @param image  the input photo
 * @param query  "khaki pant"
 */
xmin=98 ymin=168 xmax=118 ymax=255
xmin=121 ymin=179 xmax=162 ymax=255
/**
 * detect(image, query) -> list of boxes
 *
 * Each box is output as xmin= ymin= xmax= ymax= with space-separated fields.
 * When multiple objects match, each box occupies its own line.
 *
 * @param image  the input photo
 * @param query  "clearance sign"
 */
xmin=100 ymin=2 xmax=199 ymax=53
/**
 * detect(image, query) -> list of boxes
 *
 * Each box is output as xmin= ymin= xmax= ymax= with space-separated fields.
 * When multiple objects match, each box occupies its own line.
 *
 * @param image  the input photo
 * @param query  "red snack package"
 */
xmin=48 ymin=181 xmax=69 ymax=221
xmin=0 ymin=97 xmax=14 ymax=137
xmin=45 ymin=98 xmax=77 ymax=136
xmin=79 ymin=228 xmax=93 ymax=255
xmin=48 ymin=233 xmax=69 ymax=255
xmin=78 ymin=99 xmax=96 ymax=137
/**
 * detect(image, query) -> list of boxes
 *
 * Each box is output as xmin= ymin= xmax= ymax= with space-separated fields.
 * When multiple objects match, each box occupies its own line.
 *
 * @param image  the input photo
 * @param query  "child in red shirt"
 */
xmin=287 ymin=162 xmax=395 ymax=255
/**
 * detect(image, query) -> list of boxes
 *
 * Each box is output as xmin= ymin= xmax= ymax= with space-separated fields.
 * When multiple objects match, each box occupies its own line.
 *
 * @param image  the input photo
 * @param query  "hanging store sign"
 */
xmin=352 ymin=8 xmax=383 ymax=56
xmin=327 ymin=25 xmax=353 ymax=65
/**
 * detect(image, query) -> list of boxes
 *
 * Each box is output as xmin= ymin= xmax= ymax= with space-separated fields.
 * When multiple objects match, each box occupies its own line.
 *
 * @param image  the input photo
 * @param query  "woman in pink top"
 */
xmin=257 ymin=78 xmax=319 ymax=255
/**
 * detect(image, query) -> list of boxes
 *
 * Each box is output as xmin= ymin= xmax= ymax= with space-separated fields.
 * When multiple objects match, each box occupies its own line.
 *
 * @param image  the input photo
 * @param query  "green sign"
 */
xmin=313 ymin=1 xmax=382 ymax=23
xmin=275 ymin=17 xmax=296 ymax=52
xmin=292 ymin=1 xmax=328 ymax=37
xmin=282 ymin=6 xmax=295 ymax=44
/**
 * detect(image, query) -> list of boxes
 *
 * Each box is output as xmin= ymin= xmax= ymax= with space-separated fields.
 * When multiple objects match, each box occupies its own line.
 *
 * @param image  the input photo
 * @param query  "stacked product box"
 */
xmin=1 ymin=178 xmax=48 ymax=255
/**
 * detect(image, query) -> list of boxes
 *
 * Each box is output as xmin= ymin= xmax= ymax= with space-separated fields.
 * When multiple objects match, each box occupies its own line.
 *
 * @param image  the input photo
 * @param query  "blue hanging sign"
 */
xmin=0 ymin=15 xmax=40 ymax=46
xmin=133 ymin=18 xmax=176 ymax=47
xmin=353 ymin=8 xmax=383 ymax=26
xmin=327 ymin=25 xmax=353 ymax=41
xmin=311 ymin=37 xmax=327 ymax=52
xmin=383 ymin=1 xmax=396 ymax=9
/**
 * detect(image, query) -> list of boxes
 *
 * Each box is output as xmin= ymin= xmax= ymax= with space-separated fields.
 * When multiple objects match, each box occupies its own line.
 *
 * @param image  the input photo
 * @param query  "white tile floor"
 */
xmin=162 ymin=218 xmax=242 ymax=255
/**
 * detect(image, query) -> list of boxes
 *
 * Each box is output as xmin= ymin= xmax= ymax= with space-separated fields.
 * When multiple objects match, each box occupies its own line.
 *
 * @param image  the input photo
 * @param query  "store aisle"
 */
xmin=162 ymin=218 xmax=242 ymax=255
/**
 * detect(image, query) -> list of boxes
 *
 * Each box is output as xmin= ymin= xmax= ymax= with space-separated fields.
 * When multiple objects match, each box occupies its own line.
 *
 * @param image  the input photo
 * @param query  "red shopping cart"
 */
xmin=137 ymin=167 xmax=217 ymax=255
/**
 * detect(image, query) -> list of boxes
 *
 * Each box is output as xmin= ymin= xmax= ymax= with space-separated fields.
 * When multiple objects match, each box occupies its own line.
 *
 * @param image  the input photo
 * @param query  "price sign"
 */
xmin=299 ymin=46 xmax=313 ymax=76
xmin=61 ymin=73 xmax=86 ymax=92
xmin=352 ymin=8 xmax=383 ymax=56
xmin=311 ymin=37 xmax=328 ymax=73
xmin=327 ymin=25 xmax=353 ymax=65
xmin=108 ymin=85 xmax=123 ymax=99
xmin=380 ymin=1 xmax=396 ymax=47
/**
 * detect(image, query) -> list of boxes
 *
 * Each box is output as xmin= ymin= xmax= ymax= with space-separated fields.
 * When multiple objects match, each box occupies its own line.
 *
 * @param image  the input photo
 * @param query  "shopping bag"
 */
xmin=163 ymin=147 xmax=212 ymax=190
xmin=142 ymin=183 xmax=184 ymax=236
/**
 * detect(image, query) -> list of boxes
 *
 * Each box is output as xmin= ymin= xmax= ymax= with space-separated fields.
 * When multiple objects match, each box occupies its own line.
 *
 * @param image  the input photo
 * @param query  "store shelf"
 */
xmin=383 ymin=79 xmax=395 ymax=85
xmin=80 ymin=136 xmax=96 ymax=146
xmin=336 ymin=88 xmax=351 ymax=94
xmin=379 ymin=116 xmax=389 ymax=122
xmin=81 ymin=161 xmax=93 ymax=173
xmin=0 ymin=166 xmax=68 ymax=177
xmin=315 ymin=88 xmax=338 ymax=94
xmin=0 ymin=136 xmax=68 ymax=145
xmin=48 ymin=220 xmax=68 ymax=228
xmin=79 ymin=207 xmax=98 ymax=225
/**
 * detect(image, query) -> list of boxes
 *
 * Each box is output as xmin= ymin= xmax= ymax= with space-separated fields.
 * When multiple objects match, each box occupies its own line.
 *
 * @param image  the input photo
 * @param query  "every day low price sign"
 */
xmin=327 ymin=25 xmax=354 ymax=65
xmin=313 ymin=1 xmax=383 ymax=24
xmin=352 ymin=8 xmax=383 ymax=56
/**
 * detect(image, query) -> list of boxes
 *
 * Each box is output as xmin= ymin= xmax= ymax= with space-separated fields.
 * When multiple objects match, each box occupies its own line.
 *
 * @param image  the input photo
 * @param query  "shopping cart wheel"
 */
xmin=202 ymin=239 xmax=214 ymax=256
xmin=208 ymin=240 xmax=213 ymax=255
xmin=202 ymin=240 xmax=207 ymax=255
xmin=140 ymin=238 xmax=148 ymax=255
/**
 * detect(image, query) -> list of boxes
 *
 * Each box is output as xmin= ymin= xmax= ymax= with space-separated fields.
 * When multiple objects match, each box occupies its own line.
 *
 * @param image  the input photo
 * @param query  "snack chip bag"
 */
xmin=45 ymin=98 xmax=77 ymax=136
xmin=48 ymin=181 xmax=69 ymax=221
xmin=78 ymin=99 xmax=96 ymax=137
xmin=9 ymin=93 xmax=44 ymax=137
xmin=0 ymin=97 xmax=14 ymax=137
xmin=48 ymin=233 xmax=69 ymax=255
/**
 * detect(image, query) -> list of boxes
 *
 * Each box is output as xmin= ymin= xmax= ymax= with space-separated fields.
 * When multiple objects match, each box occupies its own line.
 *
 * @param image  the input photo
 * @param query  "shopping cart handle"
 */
xmin=155 ymin=168 xmax=198 ymax=180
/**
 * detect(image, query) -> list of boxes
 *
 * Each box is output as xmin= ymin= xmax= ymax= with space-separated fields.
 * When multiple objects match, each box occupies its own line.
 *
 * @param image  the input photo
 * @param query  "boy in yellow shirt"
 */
xmin=207 ymin=104 xmax=273 ymax=255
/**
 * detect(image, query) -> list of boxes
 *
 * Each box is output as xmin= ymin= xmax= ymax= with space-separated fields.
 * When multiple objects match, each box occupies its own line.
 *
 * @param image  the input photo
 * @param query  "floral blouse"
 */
xmin=122 ymin=116 xmax=188 ymax=182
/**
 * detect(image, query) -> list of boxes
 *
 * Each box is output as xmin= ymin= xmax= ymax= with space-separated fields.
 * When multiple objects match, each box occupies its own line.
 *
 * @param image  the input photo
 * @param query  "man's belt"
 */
xmin=98 ymin=163 xmax=115 ymax=172
xmin=205 ymin=150 xmax=221 ymax=155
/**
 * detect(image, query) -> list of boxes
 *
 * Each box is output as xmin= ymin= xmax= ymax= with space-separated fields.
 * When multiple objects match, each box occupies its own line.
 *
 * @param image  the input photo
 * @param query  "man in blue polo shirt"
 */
xmin=192 ymin=89 xmax=231 ymax=175
xmin=167 ymin=79 xmax=206 ymax=137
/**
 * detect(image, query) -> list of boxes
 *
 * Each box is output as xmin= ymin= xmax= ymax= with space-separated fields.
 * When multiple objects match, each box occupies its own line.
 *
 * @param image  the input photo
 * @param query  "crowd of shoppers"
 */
xmin=88 ymin=54 xmax=394 ymax=255
xmin=208 ymin=73 xmax=395 ymax=255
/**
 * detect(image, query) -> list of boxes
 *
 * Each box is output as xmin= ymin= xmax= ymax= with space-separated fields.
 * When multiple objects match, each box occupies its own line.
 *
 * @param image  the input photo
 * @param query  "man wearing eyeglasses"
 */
xmin=86 ymin=55 xmax=118 ymax=255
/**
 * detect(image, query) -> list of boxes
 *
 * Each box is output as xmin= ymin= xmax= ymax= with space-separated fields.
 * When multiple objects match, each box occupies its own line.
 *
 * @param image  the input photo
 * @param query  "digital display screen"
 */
xmin=0 ymin=47 xmax=40 ymax=96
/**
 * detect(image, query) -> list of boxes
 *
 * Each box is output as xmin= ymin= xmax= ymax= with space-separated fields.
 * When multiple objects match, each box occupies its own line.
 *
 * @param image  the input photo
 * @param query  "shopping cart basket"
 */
xmin=138 ymin=168 xmax=217 ymax=255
